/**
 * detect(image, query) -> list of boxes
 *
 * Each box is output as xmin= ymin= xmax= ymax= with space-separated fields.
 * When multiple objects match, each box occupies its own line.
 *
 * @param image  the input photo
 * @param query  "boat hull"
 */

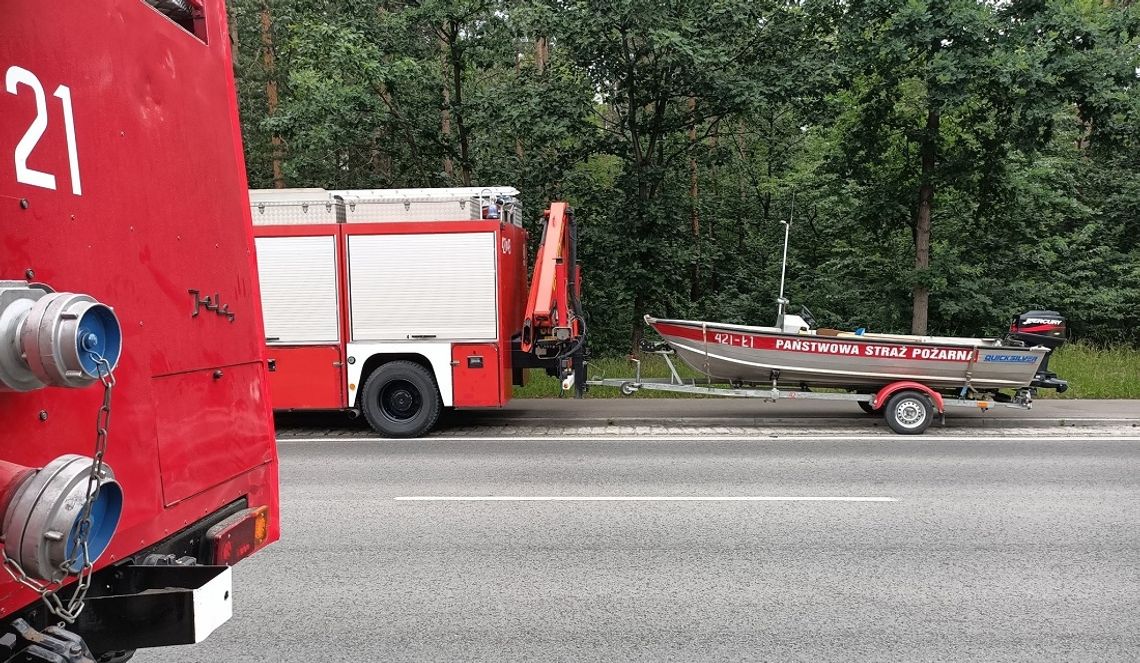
xmin=647 ymin=317 xmax=1047 ymax=390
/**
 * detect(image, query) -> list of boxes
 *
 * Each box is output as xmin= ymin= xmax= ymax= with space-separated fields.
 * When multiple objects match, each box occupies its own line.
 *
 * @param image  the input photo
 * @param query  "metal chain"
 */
xmin=0 ymin=353 xmax=114 ymax=624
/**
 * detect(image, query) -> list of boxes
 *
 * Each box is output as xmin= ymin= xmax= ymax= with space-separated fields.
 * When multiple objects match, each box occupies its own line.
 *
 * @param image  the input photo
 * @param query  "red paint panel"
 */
xmin=2 ymin=1 xmax=279 ymax=614
xmin=153 ymin=362 xmax=274 ymax=506
xmin=652 ymin=322 xmax=978 ymax=363
xmin=452 ymin=344 xmax=502 ymax=408
xmin=266 ymin=345 xmax=345 ymax=410
xmin=2 ymin=2 xmax=266 ymax=378
xmin=498 ymin=223 xmax=529 ymax=404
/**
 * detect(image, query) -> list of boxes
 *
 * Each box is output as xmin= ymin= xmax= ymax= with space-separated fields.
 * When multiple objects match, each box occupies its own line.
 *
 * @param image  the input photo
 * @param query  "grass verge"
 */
xmin=513 ymin=343 xmax=1140 ymax=399
xmin=1040 ymin=343 xmax=1140 ymax=399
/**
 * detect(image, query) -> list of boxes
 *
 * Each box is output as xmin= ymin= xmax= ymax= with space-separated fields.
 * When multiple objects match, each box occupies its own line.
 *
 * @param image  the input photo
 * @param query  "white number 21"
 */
xmin=5 ymin=66 xmax=82 ymax=196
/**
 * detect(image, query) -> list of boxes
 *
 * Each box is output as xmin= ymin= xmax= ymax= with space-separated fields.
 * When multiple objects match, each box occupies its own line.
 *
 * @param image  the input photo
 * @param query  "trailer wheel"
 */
xmin=360 ymin=361 xmax=442 ymax=438
xmin=858 ymin=400 xmax=876 ymax=414
xmin=883 ymin=390 xmax=933 ymax=435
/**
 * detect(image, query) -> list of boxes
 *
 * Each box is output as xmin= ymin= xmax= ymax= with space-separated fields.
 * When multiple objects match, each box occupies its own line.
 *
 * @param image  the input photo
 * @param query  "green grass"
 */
xmin=513 ymin=344 xmax=1140 ymax=399
xmin=1038 ymin=343 xmax=1140 ymax=399
xmin=514 ymin=355 xmax=711 ymax=399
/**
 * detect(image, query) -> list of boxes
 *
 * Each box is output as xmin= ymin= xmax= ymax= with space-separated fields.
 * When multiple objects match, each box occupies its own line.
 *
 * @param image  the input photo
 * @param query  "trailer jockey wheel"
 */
xmin=883 ymin=390 xmax=934 ymax=435
xmin=361 ymin=361 xmax=441 ymax=438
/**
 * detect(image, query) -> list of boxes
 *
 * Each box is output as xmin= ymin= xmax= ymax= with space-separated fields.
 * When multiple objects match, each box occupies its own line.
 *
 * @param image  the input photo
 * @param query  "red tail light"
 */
xmin=206 ymin=506 xmax=270 ymax=566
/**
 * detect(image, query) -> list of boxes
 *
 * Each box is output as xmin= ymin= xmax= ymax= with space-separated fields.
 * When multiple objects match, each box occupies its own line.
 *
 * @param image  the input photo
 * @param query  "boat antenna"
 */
xmin=776 ymin=191 xmax=794 ymax=324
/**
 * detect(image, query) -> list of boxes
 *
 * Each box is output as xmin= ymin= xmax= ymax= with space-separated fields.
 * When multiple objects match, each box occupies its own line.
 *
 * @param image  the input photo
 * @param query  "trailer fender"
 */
xmin=873 ymin=381 xmax=944 ymax=413
xmin=345 ymin=342 xmax=454 ymax=407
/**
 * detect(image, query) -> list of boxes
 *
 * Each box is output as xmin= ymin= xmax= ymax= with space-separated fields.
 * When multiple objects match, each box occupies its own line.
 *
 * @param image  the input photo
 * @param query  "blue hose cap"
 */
xmin=2 ymin=455 xmax=124 ymax=581
xmin=64 ymin=478 xmax=124 ymax=572
xmin=76 ymin=303 xmax=122 ymax=378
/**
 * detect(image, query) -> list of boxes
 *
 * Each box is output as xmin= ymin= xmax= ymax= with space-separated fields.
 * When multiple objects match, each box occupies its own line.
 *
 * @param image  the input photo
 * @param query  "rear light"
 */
xmin=206 ymin=506 xmax=269 ymax=566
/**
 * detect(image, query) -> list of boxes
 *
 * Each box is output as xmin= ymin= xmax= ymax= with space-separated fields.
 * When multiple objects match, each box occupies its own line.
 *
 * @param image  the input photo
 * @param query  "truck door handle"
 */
xmin=408 ymin=334 xmax=437 ymax=339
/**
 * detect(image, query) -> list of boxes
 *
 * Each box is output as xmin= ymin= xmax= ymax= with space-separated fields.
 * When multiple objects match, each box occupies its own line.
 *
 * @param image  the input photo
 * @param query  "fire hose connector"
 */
xmin=1 ymin=455 xmax=123 ymax=581
xmin=0 ymin=281 xmax=122 ymax=391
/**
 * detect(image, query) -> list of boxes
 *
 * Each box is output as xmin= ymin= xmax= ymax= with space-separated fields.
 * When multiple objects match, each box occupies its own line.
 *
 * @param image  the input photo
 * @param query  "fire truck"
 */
xmin=2 ymin=2 xmax=279 ymax=661
xmin=250 ymin=187 xmax=587 ymax=437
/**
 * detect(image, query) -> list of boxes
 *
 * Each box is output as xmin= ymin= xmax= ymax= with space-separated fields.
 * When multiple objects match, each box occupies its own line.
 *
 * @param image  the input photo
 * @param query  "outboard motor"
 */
xmin=1008 ymin=310 xmax=1069 ymax=392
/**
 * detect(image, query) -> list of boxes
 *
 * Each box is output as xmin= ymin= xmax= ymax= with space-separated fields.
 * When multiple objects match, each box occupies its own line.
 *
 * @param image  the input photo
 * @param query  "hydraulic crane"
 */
xmin=515 ymin=202 xmax=588 ymax=397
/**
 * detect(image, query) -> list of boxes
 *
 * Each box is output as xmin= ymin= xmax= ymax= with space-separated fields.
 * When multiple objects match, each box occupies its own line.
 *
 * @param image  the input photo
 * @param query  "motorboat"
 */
xmin=645 ymin=309 xmax=1069 ymax=394
xmin=590 ymin=205 xmax=1069 ymax=435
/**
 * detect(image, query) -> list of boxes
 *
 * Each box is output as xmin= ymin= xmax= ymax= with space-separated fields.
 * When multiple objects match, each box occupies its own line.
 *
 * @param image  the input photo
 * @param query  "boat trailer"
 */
xmin=587 ymin=346 xmax=1036 ymax=435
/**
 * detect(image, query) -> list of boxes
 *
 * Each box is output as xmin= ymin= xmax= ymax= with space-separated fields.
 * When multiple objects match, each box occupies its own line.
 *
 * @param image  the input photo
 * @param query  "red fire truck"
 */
xmin=250 ymin=187 xmax=587 ymax=437
xmin=2 ymin=2 xmax=279 ymax=661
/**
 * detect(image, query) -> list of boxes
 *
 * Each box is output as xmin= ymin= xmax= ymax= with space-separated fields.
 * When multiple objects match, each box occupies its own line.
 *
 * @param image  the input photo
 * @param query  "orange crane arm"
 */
xmin=520 ymin=202 xmax=582 ymax=353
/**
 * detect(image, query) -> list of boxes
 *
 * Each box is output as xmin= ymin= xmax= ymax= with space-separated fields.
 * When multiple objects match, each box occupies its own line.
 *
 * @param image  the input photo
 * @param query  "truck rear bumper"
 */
xmin=76 ymin=565 xmax=233 ymax=653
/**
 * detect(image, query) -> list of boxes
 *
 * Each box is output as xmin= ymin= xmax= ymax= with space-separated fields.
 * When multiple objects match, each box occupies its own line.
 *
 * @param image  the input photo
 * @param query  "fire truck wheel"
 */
xmin=883 ymin=390 xmax=933 ymax=435
xmin=361 ymin=361 xmax=442 ymax=438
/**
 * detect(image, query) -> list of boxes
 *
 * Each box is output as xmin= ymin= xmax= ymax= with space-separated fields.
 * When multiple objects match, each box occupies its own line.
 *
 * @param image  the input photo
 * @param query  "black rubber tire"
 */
xmin=96 ymin=651 xmax=135 ymax=663
xmin=883 ymin=390 xmax=934 ymax=435
xmin=360 ymin=361 xmax=442 ymax=438
xmin=857 ymin=400 xmax=876 ymax=414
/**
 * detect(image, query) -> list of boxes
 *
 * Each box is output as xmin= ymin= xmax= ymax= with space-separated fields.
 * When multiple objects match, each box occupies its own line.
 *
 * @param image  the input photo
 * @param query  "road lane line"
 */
xmin=394 ymin=496 xmax=897 ymax=502
xmin=281 ymin=435 xmax=1140 ymax=443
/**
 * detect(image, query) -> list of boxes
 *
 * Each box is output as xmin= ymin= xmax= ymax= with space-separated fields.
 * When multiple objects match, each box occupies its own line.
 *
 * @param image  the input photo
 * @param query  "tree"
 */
xmin=225 ymin=0 xmax=1140 ymax=355
xmin=549 ymin=0 xmax=831 ymax=351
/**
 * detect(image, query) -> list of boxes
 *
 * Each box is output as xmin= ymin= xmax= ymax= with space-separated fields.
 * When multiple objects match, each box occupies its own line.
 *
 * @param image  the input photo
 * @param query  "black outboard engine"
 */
xmin=1007 ymin=310 xmax=1069 ymax=392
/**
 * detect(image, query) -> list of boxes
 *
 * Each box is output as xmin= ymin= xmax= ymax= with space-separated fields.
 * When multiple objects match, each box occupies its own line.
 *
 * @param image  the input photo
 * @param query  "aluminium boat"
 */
xmin=645 ymin=310 xmax=1068 ymax=393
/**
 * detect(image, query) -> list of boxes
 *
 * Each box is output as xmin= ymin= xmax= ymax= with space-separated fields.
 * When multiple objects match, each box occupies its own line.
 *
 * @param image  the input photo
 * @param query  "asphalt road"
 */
xmin=139 ymin=434 xmax=1140 ymax=663
xmin=274 ymin=398 xmax=1140 ymax=438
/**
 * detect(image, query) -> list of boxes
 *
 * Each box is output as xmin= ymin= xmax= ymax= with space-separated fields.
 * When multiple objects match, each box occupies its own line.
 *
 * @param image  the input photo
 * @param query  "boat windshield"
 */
xmin=800 ymin=305 xmax=817 ymax=329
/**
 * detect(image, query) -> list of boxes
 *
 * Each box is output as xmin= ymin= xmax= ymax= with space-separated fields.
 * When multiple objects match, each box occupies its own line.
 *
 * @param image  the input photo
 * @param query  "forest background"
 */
xmin=229 ymin=0 xmax=1140 ymax=361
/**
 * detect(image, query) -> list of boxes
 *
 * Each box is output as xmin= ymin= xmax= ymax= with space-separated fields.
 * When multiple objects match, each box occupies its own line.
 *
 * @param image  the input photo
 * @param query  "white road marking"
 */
xmin=395 ymin=495 xmax=897 ymax=502
xmin=464 ymin=417 xmax=1139 ymax=422
xmin=281 ymin=435 xmax=1140 ymax=443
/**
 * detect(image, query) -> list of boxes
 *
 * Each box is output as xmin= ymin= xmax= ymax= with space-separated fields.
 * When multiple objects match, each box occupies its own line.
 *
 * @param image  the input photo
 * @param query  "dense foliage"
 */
xmin=230 ymin=0 xmax=1140 ymax=356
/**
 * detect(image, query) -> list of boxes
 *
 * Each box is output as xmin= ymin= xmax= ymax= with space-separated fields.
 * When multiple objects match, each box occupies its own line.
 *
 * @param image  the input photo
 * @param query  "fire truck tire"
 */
xmin=360 ymin=361 xmax=442 ymax=438
xmin=883 ymin=390 xmax=933 ymax=435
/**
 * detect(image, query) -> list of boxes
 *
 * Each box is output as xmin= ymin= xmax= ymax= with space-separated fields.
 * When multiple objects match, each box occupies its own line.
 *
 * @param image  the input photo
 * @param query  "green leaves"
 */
xmin=229 ymin=0 xmax=1140 ymax=353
